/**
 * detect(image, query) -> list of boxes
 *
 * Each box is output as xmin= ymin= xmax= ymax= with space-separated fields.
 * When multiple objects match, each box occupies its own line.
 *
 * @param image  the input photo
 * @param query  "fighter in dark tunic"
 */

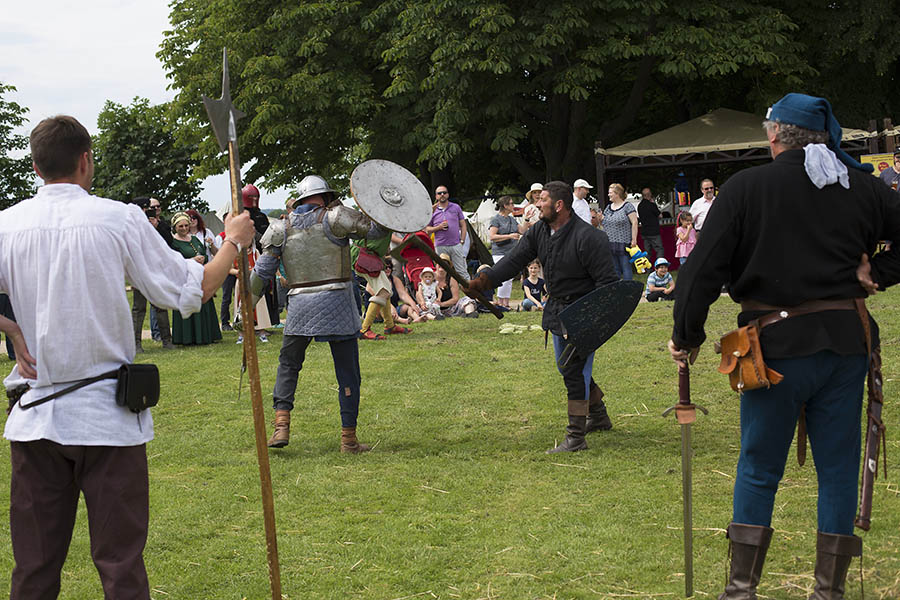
xmin=468 ymin=181 xmax=618 ymax=453
xmin=669 ymin=93 xmax=900 ymax=598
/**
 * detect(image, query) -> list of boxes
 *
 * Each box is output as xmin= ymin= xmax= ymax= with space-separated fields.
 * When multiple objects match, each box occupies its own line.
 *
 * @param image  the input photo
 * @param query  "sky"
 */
xmin=0 ymin=1 xmax=291 ymax=211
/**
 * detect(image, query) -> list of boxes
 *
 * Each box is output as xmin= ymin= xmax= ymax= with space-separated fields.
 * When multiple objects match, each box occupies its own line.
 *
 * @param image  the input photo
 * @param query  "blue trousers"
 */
xmin=610 ymin=252 xmax=632 ymax=281
xmin=149 ymin=305 xmax=159 ymax=339
xmin=733 ymin=351 xmax=867 ymax=535
xmin=552 ymin=334 xmax=595 ymax=401
xmin=521 ymin=298 xmax=543 ymax=312
xmin=272 ymin=335 xmax=362 ymax=427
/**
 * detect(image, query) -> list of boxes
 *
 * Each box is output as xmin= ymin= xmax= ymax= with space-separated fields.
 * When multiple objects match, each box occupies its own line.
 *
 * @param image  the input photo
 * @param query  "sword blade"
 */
xmin=680 ymin=421 xmax=693 ymax=597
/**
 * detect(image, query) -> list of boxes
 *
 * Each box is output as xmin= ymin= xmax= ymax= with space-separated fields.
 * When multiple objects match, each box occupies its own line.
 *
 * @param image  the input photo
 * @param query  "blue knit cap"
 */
xmin=766 ymin=93 xmax=873 ymax=173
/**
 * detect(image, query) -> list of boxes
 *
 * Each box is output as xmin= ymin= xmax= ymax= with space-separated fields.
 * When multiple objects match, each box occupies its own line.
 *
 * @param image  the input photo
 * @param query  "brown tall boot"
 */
xmin=719 ymin=522 xmax=774 ymax=599
xmin=340 ymin=427 xmax=371 ymax=453
xmin=809 ymin=531 xmax=861 ymax=600
xmin=585 ymin=384 xmax=612 ymax=432
xmin=547 ymin=399 xmax=589 ymax=453
xmin=267 ymin=410 xmax=291 ymax=448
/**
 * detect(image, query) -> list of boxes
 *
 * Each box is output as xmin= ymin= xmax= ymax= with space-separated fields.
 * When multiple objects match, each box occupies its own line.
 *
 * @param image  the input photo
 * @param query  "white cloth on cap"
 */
xmin=803 ymin=143 xmax=849 ymax=190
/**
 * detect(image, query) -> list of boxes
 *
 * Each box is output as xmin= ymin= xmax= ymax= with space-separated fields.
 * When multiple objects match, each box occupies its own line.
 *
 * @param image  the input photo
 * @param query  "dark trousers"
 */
xmin=0 ymin=293 xmax=15 ymax=360
xmin=642 ymin=234 xmax=664 ymax=263
xmin=264 ymin=286 xmax=280 ymax=326
xmin=10 ymin=441 xmax=150 ymax=599
xmin=272 ymin=335 xmax=362 ymax=427
xmin=131 ymin=288 xmax=170 ymax=341
xmin=646 ymin=290 xmax=674 ymax=302
xmin=220 ymin=274 xmax=236 ymax=325
xmin=733 ymin=351 xmax=867 ymax=534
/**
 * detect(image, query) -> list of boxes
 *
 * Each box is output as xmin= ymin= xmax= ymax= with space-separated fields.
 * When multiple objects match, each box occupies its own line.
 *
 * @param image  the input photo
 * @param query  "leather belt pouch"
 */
xmin=115 ymin=364 xmax=160 ymax=413
xmin=353 ymin=247 xmax=383 ymax=276
xmin=716 ymin=324 xmax=783 ymax=393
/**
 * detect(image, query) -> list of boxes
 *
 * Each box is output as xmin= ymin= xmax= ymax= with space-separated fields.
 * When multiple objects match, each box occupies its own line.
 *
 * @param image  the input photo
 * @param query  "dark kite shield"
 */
xmin=556 ymin=280 xmax=644 ymax=367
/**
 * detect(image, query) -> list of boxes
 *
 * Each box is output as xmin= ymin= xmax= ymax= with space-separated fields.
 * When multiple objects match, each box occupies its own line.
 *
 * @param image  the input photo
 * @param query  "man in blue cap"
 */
xmin=668 ymin=93 xmax=900 ymax=598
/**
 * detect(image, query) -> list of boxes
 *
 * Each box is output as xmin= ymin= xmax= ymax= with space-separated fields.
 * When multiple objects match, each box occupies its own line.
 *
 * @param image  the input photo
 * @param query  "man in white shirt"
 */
xmin=0 ymin=115 xmax=254 ymax=598
xmin=572 ymin=178 xmax=593 ymax=224
xmin=689 ymin=178 xmax=716 ymax=233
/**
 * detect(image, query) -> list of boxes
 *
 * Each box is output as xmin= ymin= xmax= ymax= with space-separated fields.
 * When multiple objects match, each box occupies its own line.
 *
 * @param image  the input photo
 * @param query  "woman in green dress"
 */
xmin=170 ymin=212 xmax=222 ymax=345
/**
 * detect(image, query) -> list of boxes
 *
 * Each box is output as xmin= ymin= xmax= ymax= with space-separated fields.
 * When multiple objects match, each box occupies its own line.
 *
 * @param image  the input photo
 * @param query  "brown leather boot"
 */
xmin=585 ymin=384 xmax=612 ymax=432
xmin=340 ymin=427 xmax=371 ymax=453
xmin=809 ymin=531 xmax=861 ymax=600
xmin=547 ymin=400 xmax=589 ymax=453
xmin=267 ymin=410 xmax=291 ymax=448
xmin=718 ymin=522 xmax=773 ymax=599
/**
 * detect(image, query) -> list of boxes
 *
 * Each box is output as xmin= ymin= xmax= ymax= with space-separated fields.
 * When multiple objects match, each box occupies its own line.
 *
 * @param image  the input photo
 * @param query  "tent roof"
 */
xmin=598 ymin=108 xmax=876 ymax=157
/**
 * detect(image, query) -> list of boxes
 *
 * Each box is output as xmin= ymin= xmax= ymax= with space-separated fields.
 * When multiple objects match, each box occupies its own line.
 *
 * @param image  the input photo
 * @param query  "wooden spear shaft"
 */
xmin=228 ymin=141 xmax=282 ymax=599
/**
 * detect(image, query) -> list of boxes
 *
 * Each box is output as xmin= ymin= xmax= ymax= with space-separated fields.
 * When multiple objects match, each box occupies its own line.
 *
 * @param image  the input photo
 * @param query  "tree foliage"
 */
xmin=0 ymin=82 xmax=35 ymax=209
xmin=159 ymin=0 xmax=898 ymax=204
xmin=92 ymin=97 xmax=205 ymax=211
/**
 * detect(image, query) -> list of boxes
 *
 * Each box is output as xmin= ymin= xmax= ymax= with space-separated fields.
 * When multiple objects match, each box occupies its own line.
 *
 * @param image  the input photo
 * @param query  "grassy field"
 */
xmin=1 ymin=286 xmax=899 ymax=599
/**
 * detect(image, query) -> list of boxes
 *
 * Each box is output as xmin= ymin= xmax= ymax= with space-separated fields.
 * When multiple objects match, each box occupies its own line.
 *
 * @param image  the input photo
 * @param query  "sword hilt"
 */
xmin=678 ymin=363 xmax=690 ymax=405
xmin=662 ymin=364 xmax=707 ymax=424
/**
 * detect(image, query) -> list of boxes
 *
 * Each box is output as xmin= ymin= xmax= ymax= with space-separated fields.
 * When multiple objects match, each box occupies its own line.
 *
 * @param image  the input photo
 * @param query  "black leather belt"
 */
xmin=740 ymin=299 xmax=857 ymax=330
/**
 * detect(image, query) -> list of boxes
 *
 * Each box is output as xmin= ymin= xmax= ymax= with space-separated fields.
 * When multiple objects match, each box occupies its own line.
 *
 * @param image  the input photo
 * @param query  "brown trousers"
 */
xmin=9 ymin=440 xmax=150 ymax=600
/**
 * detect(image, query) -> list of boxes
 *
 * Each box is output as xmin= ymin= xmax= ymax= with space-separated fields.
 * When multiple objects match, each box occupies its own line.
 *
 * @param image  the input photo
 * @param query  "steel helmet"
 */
xmin=296 ymin=174 xmax=336 ymax=205
xmin=242 ymin=183 xmax=260 ymax=208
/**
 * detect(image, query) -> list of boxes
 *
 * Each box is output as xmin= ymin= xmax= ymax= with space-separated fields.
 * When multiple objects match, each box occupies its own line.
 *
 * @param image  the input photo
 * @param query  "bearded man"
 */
xmin=468 ymin=181 xmax=618 ymax=453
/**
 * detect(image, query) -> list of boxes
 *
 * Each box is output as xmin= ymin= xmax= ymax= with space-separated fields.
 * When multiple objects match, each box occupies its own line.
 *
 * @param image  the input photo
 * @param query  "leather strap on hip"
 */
xmin=741 ymin=299 xmax=856 ymax=330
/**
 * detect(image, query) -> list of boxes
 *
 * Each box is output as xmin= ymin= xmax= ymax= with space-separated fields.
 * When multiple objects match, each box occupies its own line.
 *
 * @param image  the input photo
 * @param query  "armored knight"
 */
xmin=249 ymin=174 xmax=385 ymax=452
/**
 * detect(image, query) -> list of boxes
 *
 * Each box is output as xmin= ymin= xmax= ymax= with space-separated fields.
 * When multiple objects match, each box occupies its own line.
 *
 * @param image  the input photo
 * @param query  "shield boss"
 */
xmin=350 ymin=159 xmax=432 ymax=233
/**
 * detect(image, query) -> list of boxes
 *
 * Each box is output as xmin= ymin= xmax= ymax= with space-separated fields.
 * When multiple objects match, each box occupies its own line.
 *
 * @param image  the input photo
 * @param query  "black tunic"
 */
xmin=672 ymin=149 xmax=900 ymax=358
xmin=485 ymin=214 xmax=618 ymax=335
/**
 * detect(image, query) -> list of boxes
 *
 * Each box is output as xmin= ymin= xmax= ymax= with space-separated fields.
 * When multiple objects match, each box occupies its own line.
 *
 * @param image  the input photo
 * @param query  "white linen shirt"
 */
xmin=572 ymin=195 xmax=591 ymax=224
xmin=2 ymin=184 xmax=205 ymax=446
xmin=689 ymin=196 xmax=715 ymax=231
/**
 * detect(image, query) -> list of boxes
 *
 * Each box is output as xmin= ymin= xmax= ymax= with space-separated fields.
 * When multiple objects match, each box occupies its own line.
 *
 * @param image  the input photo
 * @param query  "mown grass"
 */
xmin=1 ymin=286 xmax=898 ymax=599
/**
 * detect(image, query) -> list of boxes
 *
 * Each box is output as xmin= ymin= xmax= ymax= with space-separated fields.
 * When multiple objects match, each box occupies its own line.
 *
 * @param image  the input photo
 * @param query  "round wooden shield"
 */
xmin=349 ymin=159 xmax=432 ymax=233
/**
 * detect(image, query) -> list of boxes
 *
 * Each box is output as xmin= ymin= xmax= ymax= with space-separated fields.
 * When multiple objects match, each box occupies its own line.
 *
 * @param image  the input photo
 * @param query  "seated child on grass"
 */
xmin=645 ymin=257 xmax=675 ymax=302
xmin=520 ymin=259 xmax=547 ymax=311
xmin=416 ymin=267 xmax=442 ymax=319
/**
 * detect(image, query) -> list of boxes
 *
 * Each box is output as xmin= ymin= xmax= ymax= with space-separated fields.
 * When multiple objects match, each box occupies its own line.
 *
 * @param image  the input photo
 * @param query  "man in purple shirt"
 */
xmin=425 ymin=185 xmax=469 ymax=281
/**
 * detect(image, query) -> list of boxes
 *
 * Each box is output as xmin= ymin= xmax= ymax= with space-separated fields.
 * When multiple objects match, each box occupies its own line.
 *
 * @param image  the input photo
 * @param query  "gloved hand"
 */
xmin=465 ymin=272 xmax=493 ymax=294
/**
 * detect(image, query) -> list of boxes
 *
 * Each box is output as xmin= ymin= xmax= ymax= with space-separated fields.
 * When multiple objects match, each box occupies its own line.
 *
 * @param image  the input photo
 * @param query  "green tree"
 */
xmin=779 ymin=0 xmax=900 ymax=127
xmin=160 ymin=1 xmax=882 ymax=203
xmin=92 ymin=97 xmax=204 ymax=211
xmin=0 ymin=82 xmax=35 ymax=209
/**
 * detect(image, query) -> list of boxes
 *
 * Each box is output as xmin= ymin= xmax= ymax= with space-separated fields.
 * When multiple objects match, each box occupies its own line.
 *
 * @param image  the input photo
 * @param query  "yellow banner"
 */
xmin=861 ymin=153 xmax=894 ymax=176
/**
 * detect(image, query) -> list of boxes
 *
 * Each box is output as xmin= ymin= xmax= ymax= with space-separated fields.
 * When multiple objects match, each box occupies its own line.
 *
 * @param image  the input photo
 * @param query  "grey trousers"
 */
xmin=642 ymin=234 xmax=665 ymax=263
xmin=435 ymin=243 xmax=469 ymax=282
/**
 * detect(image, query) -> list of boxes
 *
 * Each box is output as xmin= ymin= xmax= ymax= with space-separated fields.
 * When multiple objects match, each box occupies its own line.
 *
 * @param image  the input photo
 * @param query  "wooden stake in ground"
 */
xmin=202 ymin=47 xmax=281 ymax=600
